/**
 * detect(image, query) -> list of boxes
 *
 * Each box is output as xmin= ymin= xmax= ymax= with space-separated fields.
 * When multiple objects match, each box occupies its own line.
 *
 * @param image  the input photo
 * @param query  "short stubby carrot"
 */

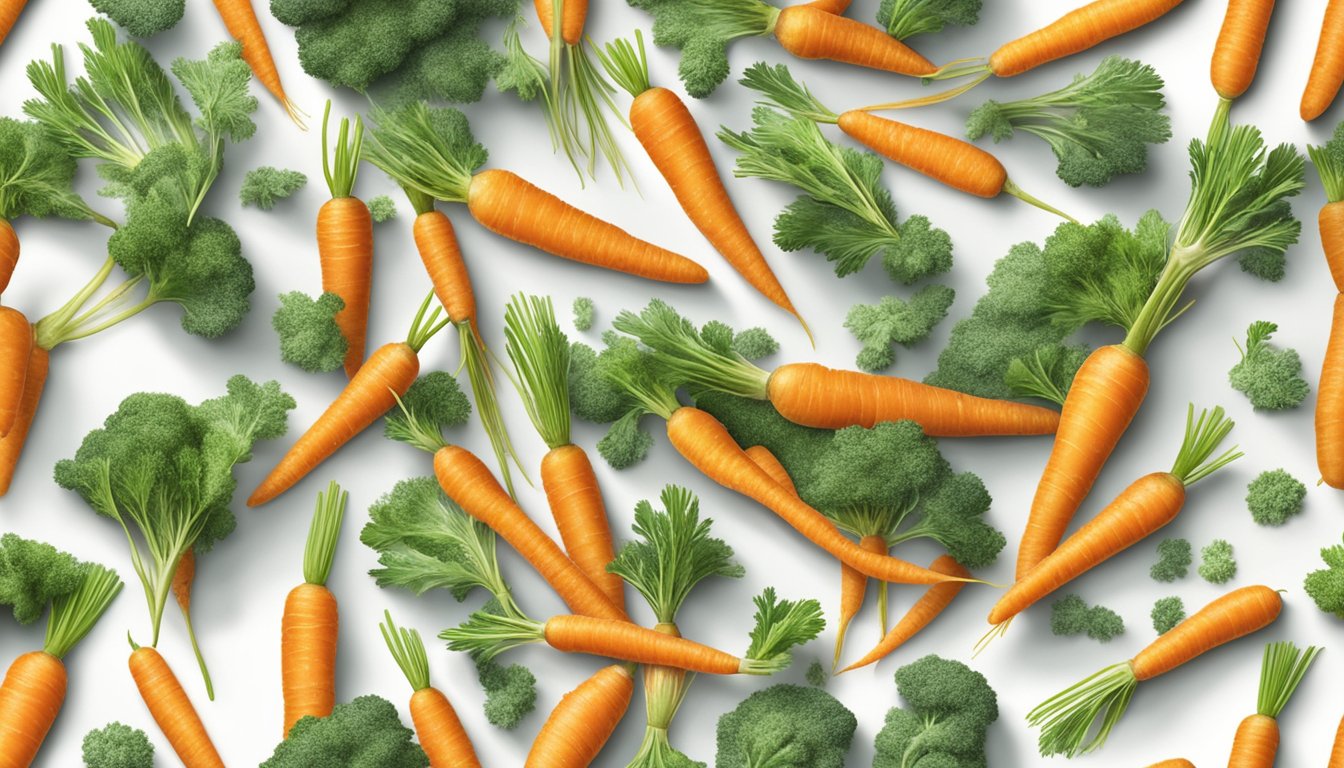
xmin=211 ymin=0 xmax=303 ymax=126
xmin=1318 ymin=295 xmax=1344 ymax=488
xmin=0 ymin=218 xmax=17 ymax=294
xmin=1210 ymin=0 xmax=1275 ymax=100
xmin=766 ymin=362 xmax=1061 ymax=435
xmin=1131 ymin=586 xmax=1281 ymax=682
xmin=466 ymin=169 xmax=709 ymax=284
xmin=1228 ymin=714 xmax=1278 ymax=767
xmin=130 ymin=646 xmax=224 ymax=768
xmin=542 ymin=615 xmax=744 ymax=674
xmin=0 ymin=343 xmax=47 ymax=497
xmin=412 ymin=211 xmax=476 ymax=328
xmin=317 ymin=197 xmax=374 ymax=378
xmin=989 ymin=0 xmax=1187 ymax=78
xmin=773 ymin=6 xmax=937 ymax=77
xmin=1323 ymin=202 xmax=1344 ymax=292
xmin=524 ymin=664 xmax=634 ymax=768
xmin=0 ymin=651 xmax=66 ymax=768
xmin=840 ymin=555 xmax=969 ymax=672
xmin=0 ymin=1 xmax=28 ymax=49
xmin=836 ymin=111 xmax=1006 ymax=197
xmin=1302 ymin=0 xmax=1344 ymax=121
xmin=541 ymin=444 xmax=625 ymax=612
xmin=534 ymin=0 xmax=588 ymax=45
xmin=0 ymin=307 xmax=31 ymax=438
xmin=281 ymin=583 xmax=339 ymax=736
xmin=413 ymin=687 xmax=480 ymax=768
xmin=1017 ymin=344 xmax=1150 ymax=579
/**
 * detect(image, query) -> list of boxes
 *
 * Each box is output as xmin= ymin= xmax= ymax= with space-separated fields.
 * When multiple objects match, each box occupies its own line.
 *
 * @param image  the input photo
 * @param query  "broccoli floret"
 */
xmin=1246 ymin=469 xmax=1307 ymax=526
xmin=568 ymin=340 xmax=631 ymax=423
xmin=629 ymin=0 xmax=781 ymax=97
xmin=567 ymin=333 xmax=663 ymax=469
xmin=82 ymin=722 xmax=153 ymax=768
xmin=1229 ymin=321 xmax=1309 ymax=410
xmin=1199 ymin=539 xmax=1237 ymax=584
xmin=572 ymin=296 xmax=595 ymax=331
xmin=872 ymin=655 xmax=999 ymax=767
xmin=272 ymin=291 xmax=347 ymax=373
xmin=367 ymin=195 xmax=397 ymax=222
xmin=261 ymin=695 xmax=428 ymax=767
xmin=240 ymin=166 xmax=307 ymax=209
xmin=1305 ymin=536 xmax=1344 ymax=618
xmin=0 ymin=534 xmax=85 ymax=625
xmin=1150 ymin=596 xmax=1185 ymax=635
xmin=877 ymin=0 xmax=980 ymax=40
xmin=732 ymin=327 xmax=779 ymax=360
xmin=383 ymin=372 xmax=472 ymax=447
xmin=806 ymin=659 xmax=828 ymax=687
xmin=475 ymin=655 xmax=537 ymax=730
xmin=1238 ymin=246 xmax=1287 ymax=282
xmin=715 ymin=684 xmax=857 ymax=768
xmin=908 ymin=472 xmax=1004 ymax=570
xmin=596 ymin=409 xmax=655 ymax=469
xmin=1150 ymin=537 xmax=1192 ymax=582
xmin=844 ymin=285 xmax=955 ymax=372
xmin=88 ymin=0 xmax=184 ymax=37
xmin=1050 ymin=594 xmax=1125 ymax=642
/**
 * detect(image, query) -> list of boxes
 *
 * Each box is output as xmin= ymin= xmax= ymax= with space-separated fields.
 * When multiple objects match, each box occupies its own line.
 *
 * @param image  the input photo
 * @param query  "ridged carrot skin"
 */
xmin=412 ymin=687 xmax=481 ymax=768
xmin=990 ymin=472 xmax=1183 ymax=625
xmin=542 ymin=444 xmax=626 ymax=612
xmin=1211 ymin=0 xmax=1275 ymax=100
xmin=767 ymin=362 xmax=1061 ymax=435
xmin=1130 ymin=585 xmax=1281 ymax=682
xmin=281 ymin=583 xmax=339 ymax=736
xmin=773 ymin=6 xmax=937 ymax=76
xmin=1325 ymin=203 xmax=1344 ymax=292
xmin=433 ymin=445 xmax=629 ymax=623
xmin=0 ymin=218 xmax=17 ymax=294
xmin=524 ymin=665 xmax=634 ymax=767
xmin=1016 ymin=344 xmax=1149 ymax=579
xmin=130 ymin=647 xmax=224 ymax=768
xmin=211 ymin=0 xmax=301 ymax=124
xmin=0 ymin=651 xmax=65 ymax=768
xmin=840 ymin=555 xmax=970 ymax=672
xmin=466 ymin=169 xmax=709 ymax=284
xmin=989 ymin=0 xmax=1187 ymax=78
xmin=837 ymin=111 xmax=1006 ymax=197
xmin=412 ymin=211 xmax=476 ymax=327
xmin=542 ymin=615 xmax=743 ymax=673
xmin=744 ymin=445 xmax=795 ymax=493
xmin=0 ymin=343 xmax=46 ymax=497
xmin=0 ymin=307 xmax=31 ymax=437
xmin=534 ymin=0 xmax=588 ymax=45
xmin=1302 ymin=0 xmax=1344 ymax=121
xmin=807 ymin=0 xmax=852 ymax=12
xmin=317 ymin=197 xmax=374 ymax=378
xmin=248 ymin=342 xmax=419 ymax=506
xmin=1330 ymin=714 xmax=1344 ymax=767
xmin=0 ymin=1 xmax=28 ymax=49
xmin=1318 ymin=295 xmax=1344 ymax=488
xmin=1227 ymin=713 xmax=1278 ymax=767
xmin=629 ymin=87 xmax=801 ymax=322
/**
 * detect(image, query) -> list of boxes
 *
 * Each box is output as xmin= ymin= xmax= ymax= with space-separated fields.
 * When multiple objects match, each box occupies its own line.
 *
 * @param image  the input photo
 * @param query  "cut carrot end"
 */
xmin=859 ymin=71 xmax=991 ymax=111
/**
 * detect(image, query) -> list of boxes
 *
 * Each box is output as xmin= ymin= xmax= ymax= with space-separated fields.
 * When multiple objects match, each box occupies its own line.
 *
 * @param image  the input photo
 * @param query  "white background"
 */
xmin=1 ymin=0 xmax=1341 ymax=765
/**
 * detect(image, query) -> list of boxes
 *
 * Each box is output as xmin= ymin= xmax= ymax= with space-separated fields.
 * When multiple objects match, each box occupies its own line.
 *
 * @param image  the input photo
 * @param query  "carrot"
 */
xmin=1211 ymin=0 xmax=1275 ymax=102
xmin=772 ymin=5 xmax=936 ymax=76
xmin=1225 ymin=642 xmax=1318 ymax=768
xmin=1332 ymin=715 xmax=1344 ymax=767
xmin=1016 ymin=344 xmax=1150 ymax=579
xmin=1302 ymin=0 xmax=1344 ymax=121
xmin=0 ymin=218 xmax=17 ymax=294
xmin=1319 ymin=297 xmax=1344 ymax=489
xmin=744 ymin=445 xmax=796 ymax=493
xmin=211 ymin=0 xmax=303 ymax=127
xmin=1147 ymin=761 xmax=1195 ymax=768
xmin=807 ymin=0 xmax=852 ymax=13
xmin=834 ymin=535 xmax=887 ymax=668
xmin=0 ymin=0 xmax=27 ymax=49
xmin=1323 ymin=202 xmax=1344 ymax=293
xmin=542 ymin=445 xmax=625 ymax=611
xmin=0 ymin=307 xmax=31 ymax=438
xmin=318 ymin=102 xmax=374 ymax=378
xmin=382 ymin=611 xmax=481 ymax=768
xmin=988 ymin=0 xmax=1186 ymax=78
xmin=839 ymin=555 xmax=969 ymax=672
xmin=0 ymin=652 xmax=65 ymax=768
xmin=412 ymin=210 xmax=476 ymax=330
xmin=130 ymin=645 xmax=224 ymax=768
xmin=524 ymin=664 xmax=634 ymax=767
xmin=534 ymin=0 xmax=588 ymax=46
xmin=169 ymin=549 xmax=215 ymax=702
xmin=282 ymin=482 xmax=346 ymax=737
xmin=0 ymin=342 xmax=46 ymax=497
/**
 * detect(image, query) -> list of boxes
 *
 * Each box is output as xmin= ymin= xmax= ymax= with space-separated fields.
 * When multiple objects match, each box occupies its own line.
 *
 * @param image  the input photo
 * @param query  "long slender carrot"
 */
xmin=834 ymin=535 xmax=887 ymax=668
xmin=1225 ymin=642 xmax=1318 ymax=768
xmin=382 ymin=612 xmax=481 ymax=768
xmin=130 ymin=645 xmax=224 ymax=768
xmin=0 ymin=0 xmax=28 ymax=49
xmin=839 ymin=555 xmax=969 ymax=672
xmin=1323 ymin=201 xmax=1344 ymax=293
xmin=0 ymin=651 xmax=65 ymax=768
xmin=211 ymin=0 xmax=303 ymax=126
xmin=0 ymin=342 xmax=46 ymax=497
xmin=169 ymin=549 xmax=214 ymax=702
xmin=540 ymin=615 xmax=747 ymax=673
xmin=1210 ymin=0 xmax=1275 ymax=101
xmin=773 ymin=5 xmax=936 ymax=76
xmin=1302 ymin=0 xmax=1344 ymax=121
xmin=1318 ymin=299 xmax=1344 ymax=489
xmin=535 ymin=0 xmax=588 ymax=46
xmin=1331 ymin=715 xmax=1344 ymax=767
xmin=542 ymin=444 xmax=625 ymax=611
xmin=1133 ymin=586 xmax=1282 ymax=682
xmin=988 ymin=0 xmax=1186 ymax=78
xmin=0 ymin=307 xmax=30 ymax=438
xmin=0 ymin=218 xmax=17 ymax=294
xmin=282 ymin=482 xmax=346 ymax=737
xmin=318 ymin=103 xmax=373 ymax=378
xmin=524 ymin=664 xmax=634 ymax=767
xmin=1016 ymin=344 xmax=1150 ymax=579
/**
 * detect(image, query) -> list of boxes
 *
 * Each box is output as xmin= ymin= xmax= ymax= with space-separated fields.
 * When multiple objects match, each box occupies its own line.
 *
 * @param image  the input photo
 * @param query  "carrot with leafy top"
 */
xmin=1225 ymin=641 xmax=1318 ymax=767
xmin=211 ymin=0 xmax=304 ymax=126
xmin=524 ymin=664 xmax=635 ymax=767
xmin=317 ymin=102 xmax=373 ymax=378
xmin=282 ymin=482 xmax=346 ymax=736
xmin=839 ymin=555 xmax=968 ymax=672
xmin=381 ymin=611 xmax=481 ymax=768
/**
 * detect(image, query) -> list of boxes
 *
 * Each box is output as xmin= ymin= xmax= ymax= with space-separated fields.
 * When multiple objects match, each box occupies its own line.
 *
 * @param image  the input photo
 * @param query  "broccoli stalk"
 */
xmin=877 ymin=0 xmax=980 ymax=40
xmin=872 ymin=655 xmax=999 ymax=767
xmin=260 ymin=695 xmax=429 ymax=767
xmin=1229 ymin=321 xmax=1310 ymax=409
xmin=82 ymin=721 xmax=154 ymax=768
xmin=844 ymin=285 xmax=955 ymax=372
xmin=715 ymin=684 xmax=857 ymax=768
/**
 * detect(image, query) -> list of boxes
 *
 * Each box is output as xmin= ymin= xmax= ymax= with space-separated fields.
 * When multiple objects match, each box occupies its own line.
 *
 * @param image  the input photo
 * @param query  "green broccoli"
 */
xmin=716 ymin=684 xmax=856 ymax=768
xmin=88 ymin=0 xmax=184 ymax=37
xmin=732 ymin=326 xmax=779 ymax=360
xmin=966 ymin=57 xmax=1171 ymax=187
xmin=1246 ymin=468 xmax=1307 ymax=526
xmin=240 ymin=166 xmax=307 ymax=209
xmin=367 ymin=195 xmax=397 ymax=223
xmin=1229 ymin=321 xmax=1310 ymax=410
xmin=572 ymin=296 xmax=596 ymax=331
xmin=872 ymin=654 xmax=999 ymax=767
xmin=476 ymin=654 xmax=537 ymax=730
xmin=844 ymin=285 xmax=955 ymax=372
xmin=261 ymin=695 xmax=428 ymax=767
xmin=877 ymin=0 xmax=980 ymax=40
xmin=1150 ymin=596 xmax=1185 ymax=634
xmin=565 ymin=332 xmax=662 ymax=469
xmin=82 ymin=722 xmax=153 ymax=768
xmin=1305 ymin=534 xmax=1344 ymax=618
xmin=0 ymin=534 xmax=85 ymax=625
xmin=1150 ymin=537 xmax=1192 ymax=582
xmin=806 ymin=659 xmax=828 ymax=687
xmin=628 ymin=0 xmax=783 ymax=97
xmin=272 ymin=291 xmax=347 ymax=373
xmin=569 ymin=340 xmax=632 ymax=424
xmin=382 ymin=372 xmax=472 ymax=448
xmin=1199 ymin=539 xmax=1237 ymax=584
xmin=1050 ymin=594 xmax=1125 ymax=642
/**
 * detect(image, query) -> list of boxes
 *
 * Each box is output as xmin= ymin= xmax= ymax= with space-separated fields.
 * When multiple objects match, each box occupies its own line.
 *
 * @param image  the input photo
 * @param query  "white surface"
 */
xmin=0 ymin=0 xmax=1341 ymax=765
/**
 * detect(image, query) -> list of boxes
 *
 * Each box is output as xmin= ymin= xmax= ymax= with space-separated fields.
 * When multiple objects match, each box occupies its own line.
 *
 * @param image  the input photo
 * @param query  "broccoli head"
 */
xmin=732 ymin=326 xmax=779 ymax=360
xmin=628 ymin=0 xmax=780 ymax=97
xmin=567 ymin=333 xmax=664 ymax=469
xmin=1238 ymin=246 xmax=1288 ymax=282
xmin=1199 ymin=539 xmax=1237 ymax=584
xmin=367 ymin=195 xmax=397 ymax=222
xmin=272 ymin=291 xmax=347 ymax=373
xmin=1305 ymin=536 xmax=1344 ymax=618
xmin=1150 ymin=537 xmax=1192 ymax=582
xmin=383 ymin=372 xmax=472 ymax=449
xmin=88 ymin=0 xmax=184 ymax=37
xmin=1150 ymin=596 xmax=1185 ymax=635
xmin=82 ymin=722 xmax=153 ymax=768
xmin=878 ymin=0 xmax=981 ymax=40
xmin=715 ymin=684 xmax=857 ymax=768
xmin=805 ymin=421 xmax=949 ymax=514
xmin=0 ymin=534 xmax=85 ymax=625
xmin=873 ymin=655 xmax=998 ymax=768
xmin=261 ymin=695 xmax=428 ymax=767
xmin=475 ymin=655 xmax=537 ymax=729
xmin=572 ymin=297 xmax=595 ymax=331
xmin=569 ymin=340 xmax=632 ymax=423
xmin=844 ymin=285 xmax=955 ymax=372
xmin=1050 ymin=594 xmax=1125 ymax=642
xmin=1246 ymin=468 xmax=1307 ymax=526
xmin=1229 ymin=321 xmax=1310 ymax=410
xmin=240 ymin=166 xmax=307 ymax=209
xmin=903 ymin=472 xmax=1004 ymax=569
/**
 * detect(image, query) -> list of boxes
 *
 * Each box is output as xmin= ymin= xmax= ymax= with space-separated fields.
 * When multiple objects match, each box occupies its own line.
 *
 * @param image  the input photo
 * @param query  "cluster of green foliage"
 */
xmin=1050 ymin=594 xmax=1124 ymax=642
xmin=476 ymin=649 xmax=538 ymax=729
xmin=273 ymin=291 xmax=348 ymax=373
xmin=261 ymin=695 xmax=428 ymax=767
xmin=572 ymin=296 xmax=596 ymax=331
xmin=240 ymin=167 xmax=308 ymax=209
xmin=1246 ymin=468 xmax=1306 ymax=526
xmin=1150 ymin=537 xmax=1192 ymax=582
xmin=1199 ymin=539 xmax=1237 ymax=584
xmin=872 ymin=655 xmax=999 ymax=766
xmin=1229 ymin=321 xmax=1309 ymax=410
xmin=0 ymin=534 xmax=122 ymax=663
xmin=626 ymin=0 xmax=780 ymax=97
xmin=367 ymin=195 xmax=397 ymax=223
xmin=1150 ymin=596 xmax=1185 ymax=635
xmin=87 ymin=0 xmax=183 ymax=37
xmin=716 ymin=684 xmax=857 ymax=768
xmin=0 ymin=118 xmax=110 ymax=229
xmin=82 ymin=722 xmax=153 ymax=768
xmin=1305 ymin=534 xmax=1344 ymax=619
xmin=845 ymin=285 xmax=955 ymax=372
xmin=878 ymin=0 xmax=980 ymax=40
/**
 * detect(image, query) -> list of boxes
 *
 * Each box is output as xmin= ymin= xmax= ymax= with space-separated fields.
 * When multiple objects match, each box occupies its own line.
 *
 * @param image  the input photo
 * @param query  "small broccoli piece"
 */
xmin=0 ymin=534 xmax=85 ymax=626
xmin=240 ymin=166 xmax=307 ymax=209
xmin=806 ymin=659 xmax=828 ymax=687
xmin=630 ymin=0 xmax=781 ymax=97
xmin=877 ymin=0 xmax=980 ymax=40
xmin=367 ymin=195 xmax=397 ymax=223
xmin=568 ymin=338 xmax=635 ymax=424
xmin=1246 ymin=469 xmax=1307 ymax=527
xmin=1199 ymin=539 xmax=1237 ymax=584
xmin=383 ymin=372 xmax=472 ymax=447
xmin=872 ymin=654 xmax=999 ymax=767
xmin=1229 ymin=321 xmax=1309 ymax=410
xmin=261 ymin=695 xmax=427 ymax=767
xmin=88 ymin=0 xmax=184 ymax=37
xmin=732 ymin=327 xmax=779 ymax=360
xmin=909 ymin=472 xmax=1004 ymax=570
xmin=272 ymin=291 xmax=347 ymax=373
xmin=572 ymin=296 xmax=595 ymax=331
xmin=1150 ymin=596 xmax=1185 ymax=635
xmin=844 ymin=285 xmax=955 ymax=372
xmin=716 ymin=684 xmax=856 ymax=768
xmin=1305 ymin=536 xmax=1344 ymax=618
xmin=1050 ymin=594 xmax=1125 ymax=642
xmin=82 ymin=722 xmax=153 ymax=768
xmin=1239 ymin=246 xmax=1287 ymax=282
xmin=476 ymin=655 xmax=537 ymax=730
xmin=1150 ymin=537 xmax=1192 ymax=582
xmin=596 ymin=409 xmax=655 ymax=469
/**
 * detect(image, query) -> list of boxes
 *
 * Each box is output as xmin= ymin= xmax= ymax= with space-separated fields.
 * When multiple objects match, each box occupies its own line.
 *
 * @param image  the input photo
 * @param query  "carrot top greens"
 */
xmin=878 ymin=0 xmax=980 ymax=41
xmin=627 ymin=0 xmax=783 ymax=97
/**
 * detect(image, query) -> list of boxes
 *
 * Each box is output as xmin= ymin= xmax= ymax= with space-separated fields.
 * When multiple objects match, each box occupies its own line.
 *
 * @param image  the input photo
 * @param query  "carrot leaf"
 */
xmin=504 ymin=294 xmax=572 ymax=450
xmin=628 ymin=0 xmax=779 ymax=98
xmin=596 ymin=31 xmax=652 ymax=99
xmin=380 ymin=610 xmax=431 ymax=692
xmin=613 ymin=300 xmax=770 ymax=400
xmin=1254 ymin=641 xmax=1319 ymax=719
xmin=1028 ymin=661 xmax=1137 ymax=756
xmin=878 ymin=0 xmax=980 ymax=40
xmin=302 ymin=482 xmax=347 ymax=587
xmin=45 ymin=562 xmax=123 ymax=660
xmin=440 ymin=610 xmax=545 ymax=663
xmin=365 ymin=102 xmax=484 ymax=204
xmin=741 ymin=587 xmax=825 ymax=674
xmin=0 ymin=118 xmax=109 ymax=225
xmin=1168 ymin=404 xmax=1241 ymax=486
xmin=320 ymin=100 xmax=362 ymax=199
xmin=1309 ymin=121 xmax=1344 ymax=203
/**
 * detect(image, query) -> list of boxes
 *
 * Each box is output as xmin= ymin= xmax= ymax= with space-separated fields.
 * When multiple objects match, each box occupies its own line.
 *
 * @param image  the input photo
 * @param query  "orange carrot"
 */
xmin=0 ymin=342 xmax=46 ymax=497
xmin=773 ymin=5 xmax=937 ymax=76
xmin=839 ymin=555 xmax=969 ymax=672
xmin=1323 ymin=201 xmax=1344 ymax=293
xmin=1134 ymin=586 xmax=1282 ymax=681
xmin=0 ymin=307 xmax=31 ymax=438
xmin=744 ymin=445 xmax=796 ymax=493
xmin=0 ymin=651 xmax=65 ymax=768
xmin=130 ymin=645 xmax=224 ymax=768
xmin=834 ymin=535 xmax=887 ymax=668
xmin=412 ymin=211 xmax=476 ymax=329
xmin=530 ymin=614 xmax=755 ymax=673
xmin=524 ymin=664 xmax=634 ymax=767
xmin=282 ymin=482 xmax=346 ymax=736
xmin=807 ymin=0 xmax=852 ymax=12
xmin=169 ymin=548 xmax=215 ymax=702
xmin=211 ymin=0 xmax=303 ymax=126
xmin=542 ymin=444 xmax=626 ymax=612
xmin=0 ymin=1 xmax=27 ymax=49
xmin=1211 ymin=0 xmax=1275 ymax=101
xmin=0 ymin=218 xmax=17 ymax=294
xmin=1147 ymin=761 xmax=1195 ymax=768
xmin=988 ymin=0 xmax=1186 ymax=78
xmin=1229 ymin=716 xmax=1278 ymax=767
xmin=1225 ymin=642 xmax=1318 ymax=768
xmin=1302 ymin=0 xmax=1344 ymax=121
xmin=1331 ymin=715 xmax=1344 ymax=767
xmin=535 ymin=0 xmax=588 ymax=46
xmin=318 ymin=103 xmax=374 ymax=378
xmin=1016 ymin=344 xmax=1150 ymax=579
xmin=382 ymin=612 xmax=481 ymax=768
